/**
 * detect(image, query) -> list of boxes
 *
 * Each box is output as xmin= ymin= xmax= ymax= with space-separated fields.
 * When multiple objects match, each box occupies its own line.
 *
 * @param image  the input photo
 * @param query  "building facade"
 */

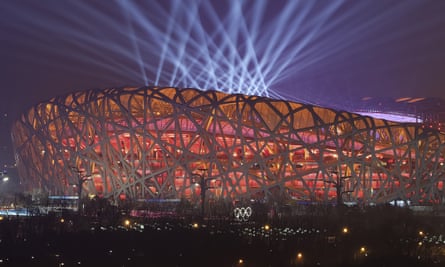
xmin=12 ymin=86 xmax=445 ymax=205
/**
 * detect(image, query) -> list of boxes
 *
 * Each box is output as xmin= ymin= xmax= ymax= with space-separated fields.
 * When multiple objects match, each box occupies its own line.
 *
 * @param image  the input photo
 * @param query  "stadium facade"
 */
xmin=11 ymin=87 xmax=445 ymax=205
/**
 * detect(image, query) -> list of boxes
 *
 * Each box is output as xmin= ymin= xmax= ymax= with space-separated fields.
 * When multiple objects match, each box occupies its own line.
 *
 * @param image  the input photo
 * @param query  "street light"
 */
xmin=297 ymin=252 xmax=303 ymax=260
xmin=325 ymin=169 xmax=352 ymax=206
xmin=71 ymin=166 xmax=91 ymax=214
xmin=192 ymin=168 xmax=208 ymax=219
xmin=191 ymin=167 xmax=218 ymax=219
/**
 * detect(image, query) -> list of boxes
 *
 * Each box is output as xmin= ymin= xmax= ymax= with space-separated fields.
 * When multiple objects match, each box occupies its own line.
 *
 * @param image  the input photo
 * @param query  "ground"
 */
xmin=0 ymin=206 xmax=443 ymax=267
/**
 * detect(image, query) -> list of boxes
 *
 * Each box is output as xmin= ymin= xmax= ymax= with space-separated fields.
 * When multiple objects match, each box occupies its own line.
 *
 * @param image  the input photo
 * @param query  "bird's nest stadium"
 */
xmin=11 ymin=86 xmax=445 ymax=206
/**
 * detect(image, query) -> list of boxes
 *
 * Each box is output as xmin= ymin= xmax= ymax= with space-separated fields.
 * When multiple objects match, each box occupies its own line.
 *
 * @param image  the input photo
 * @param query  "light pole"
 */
xmin=192 ymin=167 xmax=214 ymax=219
xmin=326 ymin=169 xmax=351 ymax=206
xmin=71 ymin=166 xmax=91 ymax=214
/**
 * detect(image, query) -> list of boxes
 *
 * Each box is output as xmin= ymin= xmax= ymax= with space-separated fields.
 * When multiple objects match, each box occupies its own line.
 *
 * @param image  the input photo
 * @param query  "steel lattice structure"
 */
xmin=11 ymin=86 xmax=445 ymax=205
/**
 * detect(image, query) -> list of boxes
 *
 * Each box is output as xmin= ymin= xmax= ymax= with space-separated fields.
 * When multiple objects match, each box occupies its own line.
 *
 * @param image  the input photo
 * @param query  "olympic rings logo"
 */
xmin=233 ymin=206 xmax=252 ymax=221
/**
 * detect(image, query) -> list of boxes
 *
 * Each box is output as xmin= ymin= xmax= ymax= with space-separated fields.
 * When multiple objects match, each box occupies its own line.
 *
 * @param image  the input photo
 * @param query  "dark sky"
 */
xmin=0 ymin=0 xmax=445 ymax=165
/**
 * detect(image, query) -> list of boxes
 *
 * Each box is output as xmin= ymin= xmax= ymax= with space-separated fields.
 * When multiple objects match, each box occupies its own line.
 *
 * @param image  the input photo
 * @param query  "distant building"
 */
xmin=11 ymin=86 xmax=445 ymax=205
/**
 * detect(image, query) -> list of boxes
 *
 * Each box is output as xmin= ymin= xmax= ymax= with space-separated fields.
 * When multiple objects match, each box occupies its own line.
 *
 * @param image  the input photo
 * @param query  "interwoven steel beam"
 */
xmin=11 ymin=86 xmax=445 ymax=205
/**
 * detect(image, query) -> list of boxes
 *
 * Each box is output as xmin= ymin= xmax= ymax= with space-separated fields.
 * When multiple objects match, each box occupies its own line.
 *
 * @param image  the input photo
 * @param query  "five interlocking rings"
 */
xmin=233 ymin=206 xmax=252 ymax=221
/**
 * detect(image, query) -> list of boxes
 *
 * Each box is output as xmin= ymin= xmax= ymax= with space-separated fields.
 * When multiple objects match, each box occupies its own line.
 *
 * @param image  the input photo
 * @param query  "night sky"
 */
xmin=0 ymin=0 xmax=445 ymax=167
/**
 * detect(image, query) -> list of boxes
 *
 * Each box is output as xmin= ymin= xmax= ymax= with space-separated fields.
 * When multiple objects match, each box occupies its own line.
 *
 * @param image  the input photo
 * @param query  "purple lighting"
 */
xmin=357 ymin=112 xmax=422 ymax=123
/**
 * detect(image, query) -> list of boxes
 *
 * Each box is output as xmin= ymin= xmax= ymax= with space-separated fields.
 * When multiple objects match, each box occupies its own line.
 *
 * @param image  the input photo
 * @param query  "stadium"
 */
xmin=11 ymin=86 xmax=445 ymax=207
